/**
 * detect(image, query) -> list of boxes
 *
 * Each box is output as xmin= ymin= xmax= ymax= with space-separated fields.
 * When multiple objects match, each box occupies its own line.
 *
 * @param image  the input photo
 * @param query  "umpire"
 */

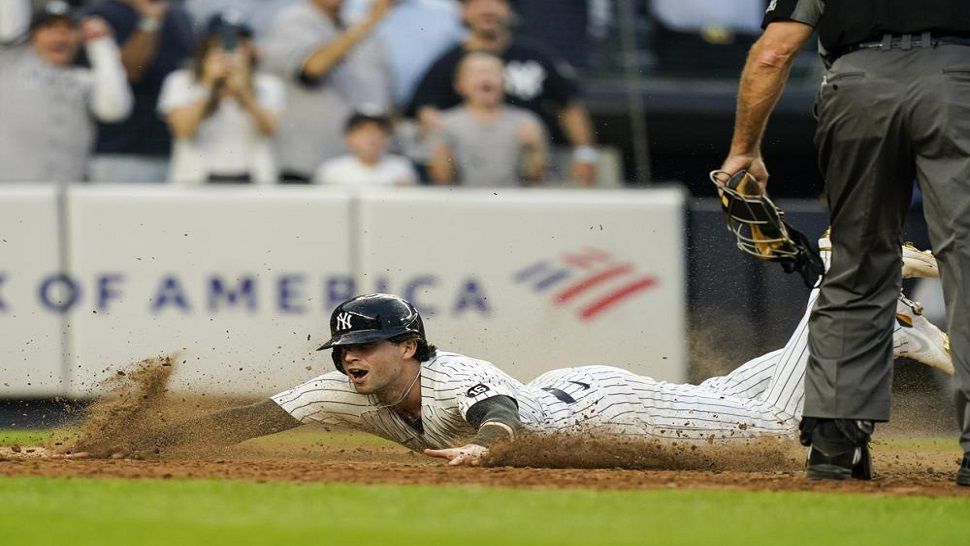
xmin=721 ymin=0 xmax=970 ymax=485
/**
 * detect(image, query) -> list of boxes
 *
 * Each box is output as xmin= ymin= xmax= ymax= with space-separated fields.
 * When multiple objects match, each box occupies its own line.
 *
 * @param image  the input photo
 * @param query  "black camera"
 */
xmin=220 ymin=23 xmax=239 ymax=52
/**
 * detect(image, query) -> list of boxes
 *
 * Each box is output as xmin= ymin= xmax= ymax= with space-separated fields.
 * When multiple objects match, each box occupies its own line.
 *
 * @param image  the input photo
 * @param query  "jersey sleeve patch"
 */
xmin=466 ymin=383 xmax=491 ymax=397
xmin=762 ymin=0 xmax=822 ymax=29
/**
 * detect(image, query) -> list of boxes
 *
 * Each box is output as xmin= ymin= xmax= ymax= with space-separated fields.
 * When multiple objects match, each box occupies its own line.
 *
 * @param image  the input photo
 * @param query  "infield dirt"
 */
xmin=1 ymin=357 xmax=966 ymax=497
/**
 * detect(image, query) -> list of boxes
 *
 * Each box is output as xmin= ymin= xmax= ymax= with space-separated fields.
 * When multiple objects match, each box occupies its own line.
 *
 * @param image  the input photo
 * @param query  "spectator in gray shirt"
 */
xmin=260 ymin=0 xmax=393 ymax=182
xmin=0 ymin=0 xmax=132 ymax=182
xmin=429 ymin=51 xmax=547 ymax=187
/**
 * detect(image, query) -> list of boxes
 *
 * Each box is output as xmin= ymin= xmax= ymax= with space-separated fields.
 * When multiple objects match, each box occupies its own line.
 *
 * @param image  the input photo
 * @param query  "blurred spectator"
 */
xmin=314 ymin=111 xmax=418 ymax=186
xmin=0 ymin=0 xmax=132 ymax=182
xmin=157 ymin=13 xmax=284 ymax=184
xmin=260 ymin=0 xmax=393 ymax=182
xmin=649 ymin=0 xmax=765 ymax=78
xmin=84 ymin=0 xmax=195 ymax=182
xmin=344 ymin=0 xmax=464 ymax=106
xmin=408 ymin=0 xmax=597 ymax=185
xmin=428 ymin=52 xmax=547 ymax=187
xmin=183 ymin=0 xmax=297 ymax=37
xmin=515 ymin=0 xmax=589 ymax=69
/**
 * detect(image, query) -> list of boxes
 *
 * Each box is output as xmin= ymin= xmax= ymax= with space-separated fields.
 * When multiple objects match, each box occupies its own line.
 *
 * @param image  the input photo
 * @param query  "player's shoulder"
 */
xmin=423 ymin=350 xmax=497 ymax=376
xmin=295 ymin=369 xmax=356 ymax=389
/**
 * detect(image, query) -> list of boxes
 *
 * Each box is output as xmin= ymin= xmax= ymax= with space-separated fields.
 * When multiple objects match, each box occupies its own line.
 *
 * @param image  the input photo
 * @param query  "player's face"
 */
xmin=457 ymin=56 xmax=505 ymax=107
xmin=341 ymin=340 xmax=414 ymax=395
xmin=462 ymin=0 xmax=510 ymax=38
xmin=345 ymin=122 xmax=390 ymax=165
xmin=32 ymin=20 xmax=81 ymax=67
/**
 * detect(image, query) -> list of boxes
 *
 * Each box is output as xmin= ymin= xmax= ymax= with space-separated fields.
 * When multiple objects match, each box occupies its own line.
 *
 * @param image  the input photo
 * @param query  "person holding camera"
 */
xmin=157 ymin=13 xmax=285 ymax=184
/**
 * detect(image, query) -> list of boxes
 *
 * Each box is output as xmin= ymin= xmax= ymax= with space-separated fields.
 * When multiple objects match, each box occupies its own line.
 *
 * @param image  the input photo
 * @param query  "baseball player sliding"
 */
xmin=66 ymin=239 xmax=951 ymax=466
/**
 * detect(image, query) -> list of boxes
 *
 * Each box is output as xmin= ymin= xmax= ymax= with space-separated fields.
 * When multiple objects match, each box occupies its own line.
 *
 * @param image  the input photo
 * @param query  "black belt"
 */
xmin=829 ymin=33 xmax=970 ymax=63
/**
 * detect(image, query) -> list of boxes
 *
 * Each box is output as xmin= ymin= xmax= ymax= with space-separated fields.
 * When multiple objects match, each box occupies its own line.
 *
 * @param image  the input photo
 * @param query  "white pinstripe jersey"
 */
xmin=272 ymin=349 xmax=805 ymax=450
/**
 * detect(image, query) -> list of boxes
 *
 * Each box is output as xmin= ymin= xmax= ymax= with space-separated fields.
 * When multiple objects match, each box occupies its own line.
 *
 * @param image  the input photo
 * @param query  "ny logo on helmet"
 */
xmin=336 ymin=312 xmax=353 ymax=331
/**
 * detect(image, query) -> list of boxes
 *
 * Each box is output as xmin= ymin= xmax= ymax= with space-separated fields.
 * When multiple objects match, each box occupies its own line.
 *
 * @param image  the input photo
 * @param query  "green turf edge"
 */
xmin=0 ymin=427 xmax=397 ymax=449
xmin=0 ymin=476 xmax=967 ymax=546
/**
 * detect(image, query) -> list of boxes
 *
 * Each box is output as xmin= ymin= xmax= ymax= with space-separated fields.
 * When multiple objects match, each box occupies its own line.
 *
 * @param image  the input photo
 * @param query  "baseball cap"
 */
xmin=31 ymin=0 xmax=78 ymax=30
xmin=205 ymin=10 xmax=254 ymax=39
xmin=344 ymin=107 xmax=392 ymax=134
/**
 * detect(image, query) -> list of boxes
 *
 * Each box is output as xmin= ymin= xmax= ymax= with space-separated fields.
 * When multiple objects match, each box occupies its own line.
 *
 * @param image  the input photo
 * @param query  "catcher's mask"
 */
xmin=318 ymin=293 xmax=425 ymax=373
xmin=710 ymin=169 xmax=824 ymax=287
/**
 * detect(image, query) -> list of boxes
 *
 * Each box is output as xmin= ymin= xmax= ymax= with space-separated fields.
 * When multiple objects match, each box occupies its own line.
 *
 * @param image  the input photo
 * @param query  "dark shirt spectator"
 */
xmin=515 ymin=0 xmax=590 ymax=69
xmin=84 ymin=0 xmax=195 ymax=182
xmin=408 ymin=0 xmax=597 ymax=185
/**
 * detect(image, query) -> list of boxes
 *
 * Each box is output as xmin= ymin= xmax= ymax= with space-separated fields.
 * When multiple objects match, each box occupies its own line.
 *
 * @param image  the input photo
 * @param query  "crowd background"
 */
xmin=1 ymin=0 xmax=824 ymax=195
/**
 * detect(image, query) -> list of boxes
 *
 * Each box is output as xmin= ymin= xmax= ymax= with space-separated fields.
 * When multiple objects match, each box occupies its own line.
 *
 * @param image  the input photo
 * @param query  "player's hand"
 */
xmin=718 ymin=154 xmax=768 ymax=193
xmin=80 ymin=17 xmax=113 ymax=42
xmin=423 ymin=444 xmax=487 ymax=466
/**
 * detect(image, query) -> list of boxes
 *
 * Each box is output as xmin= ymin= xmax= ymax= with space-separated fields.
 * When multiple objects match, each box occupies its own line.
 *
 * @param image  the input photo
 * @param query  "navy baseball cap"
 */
xmin=205 ymin=10 xmax=254 ymax=38
xmin=31 ymin=0 xmax=78 ymax=30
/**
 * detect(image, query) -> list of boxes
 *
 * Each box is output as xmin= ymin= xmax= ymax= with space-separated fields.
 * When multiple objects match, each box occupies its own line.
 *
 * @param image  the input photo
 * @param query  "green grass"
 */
xmin=0 ymin=477 xmax=967 ymax=546
xmin=0 ymin=428 xmax=73 ymax=447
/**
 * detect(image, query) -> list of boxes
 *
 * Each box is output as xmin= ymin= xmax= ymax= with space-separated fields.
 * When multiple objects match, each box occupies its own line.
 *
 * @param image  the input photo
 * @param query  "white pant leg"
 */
xmin=699 ymin=287 xmax=820 ymax=413
xmin=591 ymin=367 xmax=799 ymax=441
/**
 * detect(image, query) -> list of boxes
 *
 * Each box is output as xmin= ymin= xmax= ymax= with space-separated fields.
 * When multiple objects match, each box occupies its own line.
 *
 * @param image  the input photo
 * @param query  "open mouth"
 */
xmin=347 ymin=369 xmax=369 ymax=381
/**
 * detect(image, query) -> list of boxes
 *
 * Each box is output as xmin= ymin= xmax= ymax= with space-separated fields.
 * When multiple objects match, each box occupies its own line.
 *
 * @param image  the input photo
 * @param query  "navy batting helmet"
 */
xmin=318 ymin=294 xmax=425 ymax=372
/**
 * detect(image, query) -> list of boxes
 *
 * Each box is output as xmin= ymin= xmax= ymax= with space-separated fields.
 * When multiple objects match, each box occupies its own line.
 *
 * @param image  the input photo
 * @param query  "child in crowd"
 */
xmin=158 ymin=12 xmax=284 ymax=184
xmin=428 ymin=51 xmax=549 ymax=187
xmin=313 ymin=111 xmax=418 ymax=187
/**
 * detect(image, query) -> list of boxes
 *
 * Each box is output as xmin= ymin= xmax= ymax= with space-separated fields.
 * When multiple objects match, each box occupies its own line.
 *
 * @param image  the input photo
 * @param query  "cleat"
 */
xmin=818 ymin=233 xmax=831 ymax=269
xmin=893 ymin=293 xmax=954 ymax=375
xmin=902 ymin=242 xmax=939 ymax=279
xmin=817 ymin=230 xmax=937 ymax=279
xmin=958 ymin=455 xmax=970 ymax=487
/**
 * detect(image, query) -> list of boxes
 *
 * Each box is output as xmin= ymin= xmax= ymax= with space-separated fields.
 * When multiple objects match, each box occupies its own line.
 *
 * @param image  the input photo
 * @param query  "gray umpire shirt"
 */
xmin=0 ymin=47 xmax=99 ymax=181
xmin=260 ymin=0 xmax=392 ymax=178
xmin=437 ymin=105 xmax=547 ymax=187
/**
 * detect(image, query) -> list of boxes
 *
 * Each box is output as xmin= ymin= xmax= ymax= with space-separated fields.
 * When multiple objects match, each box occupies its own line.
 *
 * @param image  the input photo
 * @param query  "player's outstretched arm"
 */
xmin=59 ymin=399 xmax=300 ymax=459
xmin=162 ymin=398 xmax=301 ymax=449
xmin=424 ymin=395 xmax=523 ymax=466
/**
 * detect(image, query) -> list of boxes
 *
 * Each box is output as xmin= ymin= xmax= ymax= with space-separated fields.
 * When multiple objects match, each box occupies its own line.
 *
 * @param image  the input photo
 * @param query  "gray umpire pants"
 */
xmin=807 ymin=39 xmax=970 ymax=452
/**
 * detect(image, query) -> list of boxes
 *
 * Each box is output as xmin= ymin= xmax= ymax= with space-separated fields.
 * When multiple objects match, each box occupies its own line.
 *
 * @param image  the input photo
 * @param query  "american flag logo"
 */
xmin=513 ymin=247 xmax=659 ymax=321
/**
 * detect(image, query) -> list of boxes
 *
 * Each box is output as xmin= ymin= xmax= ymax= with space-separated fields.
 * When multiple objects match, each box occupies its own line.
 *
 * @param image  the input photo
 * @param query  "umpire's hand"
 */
xmin=719 ymin=154 xmax=769 ymax=193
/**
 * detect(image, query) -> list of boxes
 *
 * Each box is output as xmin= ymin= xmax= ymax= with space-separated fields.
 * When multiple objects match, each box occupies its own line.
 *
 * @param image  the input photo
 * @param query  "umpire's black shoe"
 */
xmin=800 ymin=418 xmax=874 ymax=481
xmin=958 ymin=454 xmax=970 ymax=487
